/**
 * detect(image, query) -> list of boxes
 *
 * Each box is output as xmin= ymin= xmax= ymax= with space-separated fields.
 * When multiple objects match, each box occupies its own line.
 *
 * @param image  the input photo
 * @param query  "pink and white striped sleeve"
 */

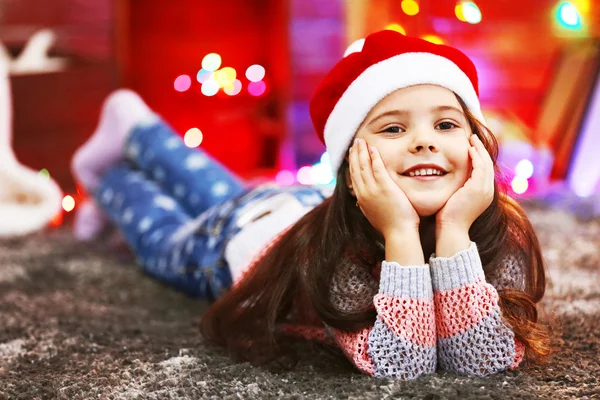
xmin=429 ymin=242 xmax=525 ymax=376
xmin=330 ymin=263 xmax=437 ymax=379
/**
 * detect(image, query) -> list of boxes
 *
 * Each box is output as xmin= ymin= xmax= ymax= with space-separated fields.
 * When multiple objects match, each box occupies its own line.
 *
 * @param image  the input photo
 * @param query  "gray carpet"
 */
xmin=0 ymin=204 xmax=599 ymax=399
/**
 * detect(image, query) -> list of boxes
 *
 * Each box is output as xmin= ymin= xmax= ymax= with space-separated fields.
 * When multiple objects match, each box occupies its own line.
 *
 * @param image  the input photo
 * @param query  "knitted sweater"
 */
xmin=227 ymin=194 xmax=526 ymax=379
xmin=279 ymin=242 xmax=526 ymax=379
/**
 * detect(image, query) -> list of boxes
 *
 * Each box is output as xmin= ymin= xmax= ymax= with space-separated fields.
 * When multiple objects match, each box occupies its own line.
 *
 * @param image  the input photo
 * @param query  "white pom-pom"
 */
xmin=343 ymin=38 xmax=365 ymax=58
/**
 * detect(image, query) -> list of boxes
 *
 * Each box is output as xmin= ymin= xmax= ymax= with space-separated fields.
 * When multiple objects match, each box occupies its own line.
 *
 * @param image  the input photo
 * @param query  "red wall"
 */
xmin=120 ymin=0 xmax=290 ymax=178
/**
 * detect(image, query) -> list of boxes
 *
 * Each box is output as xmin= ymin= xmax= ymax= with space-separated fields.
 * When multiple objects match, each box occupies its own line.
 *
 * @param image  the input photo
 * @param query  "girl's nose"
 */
xmin=410 ymin=131 xmax=438 ymax=153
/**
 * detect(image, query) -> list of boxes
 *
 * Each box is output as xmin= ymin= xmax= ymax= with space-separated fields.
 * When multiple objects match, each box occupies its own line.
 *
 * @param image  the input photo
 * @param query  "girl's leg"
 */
xmin=96 ymin=162 xmax=232 ymax=300
xmin=72 ymin=90 xmax=158 ymax=241
xmin=125 ymin=121 xmax=247 ymax=217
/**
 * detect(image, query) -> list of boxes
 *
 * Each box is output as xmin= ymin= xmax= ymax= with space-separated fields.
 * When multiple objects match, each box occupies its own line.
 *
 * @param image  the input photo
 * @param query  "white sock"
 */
xmin=71 ymin=89 xmax=155 ymax=241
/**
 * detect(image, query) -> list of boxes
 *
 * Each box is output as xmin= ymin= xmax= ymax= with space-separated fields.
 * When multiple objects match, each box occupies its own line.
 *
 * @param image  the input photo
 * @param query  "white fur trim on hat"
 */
xmin=324 ymin=52 xmax=486 ymax=173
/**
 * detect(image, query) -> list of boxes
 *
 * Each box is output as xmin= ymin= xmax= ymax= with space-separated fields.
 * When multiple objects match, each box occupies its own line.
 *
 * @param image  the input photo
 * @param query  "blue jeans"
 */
xmin=95 ymin=118 xmax=328 ymax=300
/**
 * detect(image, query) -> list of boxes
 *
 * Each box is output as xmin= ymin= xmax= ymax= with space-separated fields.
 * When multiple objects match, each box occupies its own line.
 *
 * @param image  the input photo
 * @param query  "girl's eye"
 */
xmin=381 ymin=125 xmax=404 ymax=134
xmin=436 ymin=121 xmax=458 ymax=130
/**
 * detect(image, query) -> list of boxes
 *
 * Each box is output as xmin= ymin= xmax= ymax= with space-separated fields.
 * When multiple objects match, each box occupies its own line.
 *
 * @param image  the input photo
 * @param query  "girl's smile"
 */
xmin=350 ymin=84 xmax=473 ymax=217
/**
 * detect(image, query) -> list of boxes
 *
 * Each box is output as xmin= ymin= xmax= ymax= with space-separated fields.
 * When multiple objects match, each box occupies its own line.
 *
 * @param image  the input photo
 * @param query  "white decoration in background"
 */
xmin=0 ymin=29 xmax=68 ymax=75
xmin=0 ymin=49 xmax=63 ymax=237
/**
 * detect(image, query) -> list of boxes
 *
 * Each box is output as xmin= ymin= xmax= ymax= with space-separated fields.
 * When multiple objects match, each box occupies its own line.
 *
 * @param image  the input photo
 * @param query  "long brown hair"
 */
xmin=200 ymin=94 xmax=552 ymax=366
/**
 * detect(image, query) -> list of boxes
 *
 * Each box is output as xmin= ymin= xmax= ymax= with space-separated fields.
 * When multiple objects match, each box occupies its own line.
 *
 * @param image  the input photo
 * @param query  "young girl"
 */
xmin=72 ymin=30 xmax=550 ymax=380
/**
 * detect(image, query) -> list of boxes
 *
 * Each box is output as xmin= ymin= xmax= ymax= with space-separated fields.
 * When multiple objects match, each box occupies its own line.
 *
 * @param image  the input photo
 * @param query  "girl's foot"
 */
xmin=72 ymin=198 xmax=110 ymax=241
xmin=71 ymin=89 xmax=155 ymax=191
xmin=71 ymin=89 xmax=156 ymax=240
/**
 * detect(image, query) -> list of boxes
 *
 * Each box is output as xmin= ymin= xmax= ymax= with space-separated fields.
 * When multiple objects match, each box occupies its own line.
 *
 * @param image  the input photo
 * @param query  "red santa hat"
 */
xmin=310 ymin=30 xmax=485 ymax=174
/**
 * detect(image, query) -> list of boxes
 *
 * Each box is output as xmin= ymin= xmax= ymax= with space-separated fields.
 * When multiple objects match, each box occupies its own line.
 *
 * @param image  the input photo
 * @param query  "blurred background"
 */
xmin=1 ymin=0 xmax=599 ymax=226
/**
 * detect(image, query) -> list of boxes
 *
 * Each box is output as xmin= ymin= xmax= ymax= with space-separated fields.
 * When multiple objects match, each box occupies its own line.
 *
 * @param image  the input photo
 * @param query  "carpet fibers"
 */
xmin=0 ymin=205 xmax=599 ymax=399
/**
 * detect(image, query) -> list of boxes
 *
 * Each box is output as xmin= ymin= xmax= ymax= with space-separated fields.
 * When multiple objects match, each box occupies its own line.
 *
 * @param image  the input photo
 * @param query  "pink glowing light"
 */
xmin=248 ymin=81 xmax=266 ymax=96
xmin=174 ymin=75 xmax=192 ymax=92
xmin=275 ymin=170 xmax=295 ymax=186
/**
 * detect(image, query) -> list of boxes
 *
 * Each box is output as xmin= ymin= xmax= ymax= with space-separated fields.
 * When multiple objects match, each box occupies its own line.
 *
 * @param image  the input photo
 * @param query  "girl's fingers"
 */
xmin=470 ymin=135 xmax=495 ymax=187
xmin=348 ymin=139 xmax=365 ymax=191
xmin=469 ymin=139 xmax=494 ymax=194
xmin=469 ymin=146 xmax=486 ymax=183
xmin=369 ymin=145 xmax=390 ymax=184
xmin=356 ymin=138 xmax=376 ymax=188
xmin=471 ymin=135 xmax=494 ymax=169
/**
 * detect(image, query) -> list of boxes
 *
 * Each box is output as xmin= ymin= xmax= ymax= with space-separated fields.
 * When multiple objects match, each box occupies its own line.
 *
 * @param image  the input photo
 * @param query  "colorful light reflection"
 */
xmin=248 ymin=81 xmax=266 ymax=96
xmin=184 ymin=128 xmax=203 ymax=148
xmin=224 ymin=79 xmax=242 ymax=96
xmin=245 ymin=65 xmax=265 ymax=82
xmin=202 ymin=53 xmax=222 ymax=72
xmin=62 ymin=195 xmax=75 ymax=212
xmin=174 ymin=75 xmax=192 ymax=92
xmin=275 ymin=170 xmax=295 ymax=186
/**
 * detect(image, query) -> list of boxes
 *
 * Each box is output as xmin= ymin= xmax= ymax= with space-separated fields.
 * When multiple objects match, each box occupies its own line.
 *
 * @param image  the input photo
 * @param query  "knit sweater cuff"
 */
xmin=429 ymin=241 xmax=485 ymax=291
xmin=379 ymin=262 xmax=432 ymax=299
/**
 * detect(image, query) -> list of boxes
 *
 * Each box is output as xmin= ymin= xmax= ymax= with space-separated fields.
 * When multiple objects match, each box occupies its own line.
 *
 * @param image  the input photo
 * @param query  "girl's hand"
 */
xmin=436 ymin=134 xmax=495 ymax=231
xmin=349 ymin=138 xmax=420 ymax=238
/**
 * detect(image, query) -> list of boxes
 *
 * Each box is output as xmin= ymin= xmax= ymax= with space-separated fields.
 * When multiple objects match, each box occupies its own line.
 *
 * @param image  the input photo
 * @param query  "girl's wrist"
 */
xmin=435 ymin=226 xmax=471 ymax=258
xmin=383 ymin=223 xmax=420 ymax=240
xmin=384 ymin=229 xmax=425 ymax=266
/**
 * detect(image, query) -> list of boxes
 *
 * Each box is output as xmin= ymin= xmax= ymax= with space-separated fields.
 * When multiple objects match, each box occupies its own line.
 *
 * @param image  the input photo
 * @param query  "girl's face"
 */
xmin=349 ymin=84 xmax=473 ymax=217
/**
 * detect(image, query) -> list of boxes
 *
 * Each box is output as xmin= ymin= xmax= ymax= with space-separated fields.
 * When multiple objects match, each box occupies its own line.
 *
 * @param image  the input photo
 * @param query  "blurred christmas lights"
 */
xmin=401 ymin=0 xmax=419 ymax=16
xmin=202 ymin=53 xmax=222 ymax=71
xmin=511 ymin=176 xmax=528 ymax=194
xmin=248 ymin=81 xmax=266 ymax=96
xmin=462 ymin=2 xmax=482 ymax=24
xmin=515 ymin=159 xmax=534 ymax=179
xmin=386 ymin=23 xmax=406 ymax=35
xmin=184 ymin=128 xmax=203 ymax=148
xmin=38 ymin=168 xmax=50 ymax=179
xmin=245 ymin=65 xmax=266 ymax=82
xmin=201 ymin=78 xmax=220 ymax=96
xmin=275 ymin=170 xmax=295 ymax=186
xmin=196 ymin=69 xmax=213 ymax=84
xmin=422 ymin=35 xmax=445 ymax=45
xmin=62 ymin=195 xmax=75 ymax=212
xmin=297 ymin=166 xmax=313 ymax=185
xmin=174 ymin=75 xmax=192 ymax=92
xmin=557 ymin=2 xmax=582 ymax=28
xmin=224 ymin=79 xmax=243 ymax=96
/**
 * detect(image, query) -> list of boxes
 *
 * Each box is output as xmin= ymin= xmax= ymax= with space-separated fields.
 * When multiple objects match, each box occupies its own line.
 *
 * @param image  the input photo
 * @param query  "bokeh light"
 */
xmin=557 ymin=2 xmax=581 ymax=28
xmin=401 ymin=0 xmax=419 ymax=16
xmin=220 ymin=67 xmax=236 ymax=82
xmin=174 ymin=75 xmax=192 ymax=92
xmin=201 ymin=78 xmax=220 ymax=96
xmin=511 ymin=176 xmax=529 ymax=194
xmin=422 ymin=35 xmax=445 ymax=45
xmin=275 ymin=170 xmax=295 ymax=186
xmin=463 ymin=2 xmax=482 ymax=24
xmin=62 ymin=195 xmax=75 ymax=212
xmin=515 ymin=159 xmax=534 ymax=179
xmin=455 ymin=3 xmax=467 ymax=21
xmin=245 ymin=65 xmax=265 ymax=82
xmin=184 ymin=128 xmax=203 ymax=148
xmin=224 ymin=79 xmax=243 ymax=96
xmin=320 ymin=152 xmax=331 ymax=166
xmin=385 ymin=23 xmax=406 ymax=35
xmin=297 ymin=166 xmax=313 ymax=185
xmin=248 ymin=81 xmax=266 ymax=96
xmin=202 ymin=53 xmax=222 ymax=72
xmin=311 ymin=163 xmax=334 ymax=185
xmin=38 ymin=168 xmax=50 ymax=179
xmin=196 ymin=69 xmax=213 ymax=83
